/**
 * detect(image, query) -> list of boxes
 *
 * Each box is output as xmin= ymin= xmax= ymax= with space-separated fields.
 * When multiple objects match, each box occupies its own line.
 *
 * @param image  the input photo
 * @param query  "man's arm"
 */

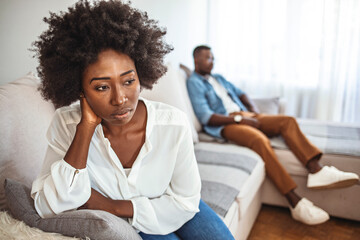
xmin=187 ymin=74 xmax=259 ymax=129
xmin=217 ymin=74 xmax=260 ymax=114
xmin=240 ymin=94 xmax=260 ymax=114
xmin=208 ymin=113 xmax=260 ymax=128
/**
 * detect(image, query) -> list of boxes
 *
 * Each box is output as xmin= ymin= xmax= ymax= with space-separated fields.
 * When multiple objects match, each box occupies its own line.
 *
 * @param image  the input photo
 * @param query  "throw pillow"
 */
xmin=4 ymin=179 xmax=141 ymax=240
xmin=252 ymin=97 xmax=281 ymax=115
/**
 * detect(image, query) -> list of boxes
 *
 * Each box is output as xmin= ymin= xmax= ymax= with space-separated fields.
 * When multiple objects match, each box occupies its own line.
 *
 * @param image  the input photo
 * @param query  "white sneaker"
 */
xmin=290 ymin=198 xmax=329 ymax=225
xmin=307 ymin=166 xmax=359 ymax=189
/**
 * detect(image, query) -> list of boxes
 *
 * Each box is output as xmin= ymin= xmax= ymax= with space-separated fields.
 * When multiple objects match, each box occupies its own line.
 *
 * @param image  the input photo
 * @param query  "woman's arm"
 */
xmin=79 ymin=188 xmax=134 ymax=218
xmin=71 ymin=110 xmax=200 ymax=234
xmin=63 ymin=96 xmax=101 ymax=169
xmin=31 ymin=97 xmax=102 ymax=218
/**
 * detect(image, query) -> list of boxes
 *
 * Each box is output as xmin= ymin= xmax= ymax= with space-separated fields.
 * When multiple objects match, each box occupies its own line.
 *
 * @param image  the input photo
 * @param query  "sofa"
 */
xmin=143 ymin=63 xmax=360 ymax=223
xmin=0 ymin=70 xmax=265 ymax=239
xmin=0 ymin=63 xmax=359 ymax=239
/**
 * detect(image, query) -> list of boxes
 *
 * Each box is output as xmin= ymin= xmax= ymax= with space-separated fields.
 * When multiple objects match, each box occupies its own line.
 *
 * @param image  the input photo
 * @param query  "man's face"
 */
xmin=195 ymin=49 xmax=214 ymax=75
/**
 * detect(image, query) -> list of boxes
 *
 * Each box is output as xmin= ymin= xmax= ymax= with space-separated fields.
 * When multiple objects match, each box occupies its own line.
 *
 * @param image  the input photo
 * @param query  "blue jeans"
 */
xmin=139 ymin=199 xmax=235 ymax=240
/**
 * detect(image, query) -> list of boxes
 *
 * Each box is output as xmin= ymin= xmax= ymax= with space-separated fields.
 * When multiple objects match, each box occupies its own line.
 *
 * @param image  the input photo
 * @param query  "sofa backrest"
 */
xmin=0 ymin=73 xmax=55 ymax=210
xmin=140 ymin=63 xmax=201 ymax=143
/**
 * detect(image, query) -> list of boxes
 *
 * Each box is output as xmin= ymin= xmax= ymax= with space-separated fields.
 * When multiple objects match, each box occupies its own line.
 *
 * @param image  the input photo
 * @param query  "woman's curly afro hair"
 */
xmin=33 ymin=0 xmax=172 ymax=108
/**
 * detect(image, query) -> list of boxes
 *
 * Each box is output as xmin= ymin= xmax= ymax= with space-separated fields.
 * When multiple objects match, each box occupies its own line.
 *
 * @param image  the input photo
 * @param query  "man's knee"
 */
xmin=282 ymin=116 xmax=298 ymax=129
xmin=283 ymin=115 xmax=296 ymax=123
xmin=250 ymin=133 xmax=271 ymax=148
xmin=224 ymin=126 xmax=270 ymax=148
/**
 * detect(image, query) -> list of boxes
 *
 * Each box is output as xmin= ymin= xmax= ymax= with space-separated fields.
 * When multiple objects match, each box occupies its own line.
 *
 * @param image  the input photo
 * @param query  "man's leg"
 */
xmin=223 ymin=123 xmax=330 ymax=225
xmin=255 ymin=114 xmax=321 ymax=167
xmin=222 ymin=124 xmax=296 ymax=195
xmin=255 ymin=114 xmax=359 ymax=189
xmin=175 ymin=199 xmax=234 ymax=240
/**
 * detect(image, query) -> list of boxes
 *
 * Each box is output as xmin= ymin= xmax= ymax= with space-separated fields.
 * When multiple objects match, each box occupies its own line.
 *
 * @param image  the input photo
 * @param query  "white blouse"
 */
xmin=31 ymin=98 xmax=201 ymax=235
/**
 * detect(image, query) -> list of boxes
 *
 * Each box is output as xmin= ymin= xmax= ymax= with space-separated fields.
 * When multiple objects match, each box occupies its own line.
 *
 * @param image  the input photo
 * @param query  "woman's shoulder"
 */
xmin=46 ymin=102 xmax=81 ymax=141
xmin=142 ymin=98 xmax=188 ymax=126
xmin=53 ymin=101 xmax=81 ymax=125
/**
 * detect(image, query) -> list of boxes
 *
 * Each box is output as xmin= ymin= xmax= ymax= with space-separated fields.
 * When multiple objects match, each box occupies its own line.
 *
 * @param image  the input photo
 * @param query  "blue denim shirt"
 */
xmin=187 ymin=72 xmax=248 ymax=139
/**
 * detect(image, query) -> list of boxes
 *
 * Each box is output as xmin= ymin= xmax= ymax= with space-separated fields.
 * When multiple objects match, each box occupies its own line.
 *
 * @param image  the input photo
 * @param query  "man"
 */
xmin=186 ymin=45 xmax=359 ymax=225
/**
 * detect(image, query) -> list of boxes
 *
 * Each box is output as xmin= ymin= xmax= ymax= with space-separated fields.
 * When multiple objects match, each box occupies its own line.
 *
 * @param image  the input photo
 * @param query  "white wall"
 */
xmin=130 ymin=0 xmax=208 ymax=69
xmin=0 ymin=0 xmax=78 ymax=85
xmin=0 ymin=0 xmax=208 ymax=85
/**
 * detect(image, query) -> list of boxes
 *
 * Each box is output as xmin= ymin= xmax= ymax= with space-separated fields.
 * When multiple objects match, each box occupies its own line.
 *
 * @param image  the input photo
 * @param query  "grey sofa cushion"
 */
xmin=195 ymin=147 xmax=259 ymax=217
xmin=4 ymin=179 xmax=141 ymax=240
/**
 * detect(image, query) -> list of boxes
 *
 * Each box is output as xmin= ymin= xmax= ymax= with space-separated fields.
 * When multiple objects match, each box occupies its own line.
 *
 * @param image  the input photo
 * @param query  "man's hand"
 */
xmin=241 ymin=117 xmax=260 ymax=129
xmin=209 ymin=112 xmax=260 ymax=128
xmin=229 ymin=112 xmax=260 ymax=129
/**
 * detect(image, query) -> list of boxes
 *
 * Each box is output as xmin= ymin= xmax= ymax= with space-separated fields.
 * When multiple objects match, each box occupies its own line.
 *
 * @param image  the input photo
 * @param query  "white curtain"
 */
xmin=207 ymin=0 xmax=360 ymax=123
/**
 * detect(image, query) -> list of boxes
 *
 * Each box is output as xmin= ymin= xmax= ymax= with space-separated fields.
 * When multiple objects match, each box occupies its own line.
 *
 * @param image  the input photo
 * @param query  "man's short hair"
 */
xmin=193 ymin=45 xmax=211 ymax=59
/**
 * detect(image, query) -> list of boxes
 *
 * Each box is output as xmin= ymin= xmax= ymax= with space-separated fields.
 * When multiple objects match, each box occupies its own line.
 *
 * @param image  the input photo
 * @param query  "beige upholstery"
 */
xmin=0 ymin=73 xmax=55 ymax=210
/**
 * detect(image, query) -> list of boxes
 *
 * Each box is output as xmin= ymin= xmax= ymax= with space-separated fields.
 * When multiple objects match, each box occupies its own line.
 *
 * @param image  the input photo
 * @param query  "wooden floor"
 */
xmin=247 ymin=204 xmax=360 ymax=240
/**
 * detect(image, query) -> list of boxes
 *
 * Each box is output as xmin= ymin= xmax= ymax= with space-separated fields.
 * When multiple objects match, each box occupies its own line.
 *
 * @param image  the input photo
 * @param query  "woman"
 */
xmin=31 ymin=0 xmax=234 ymax=239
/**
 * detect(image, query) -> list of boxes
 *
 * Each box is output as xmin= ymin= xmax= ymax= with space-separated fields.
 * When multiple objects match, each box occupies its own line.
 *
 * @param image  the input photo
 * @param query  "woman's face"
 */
xmin=82 ymin=49 xmax=141 ymax=126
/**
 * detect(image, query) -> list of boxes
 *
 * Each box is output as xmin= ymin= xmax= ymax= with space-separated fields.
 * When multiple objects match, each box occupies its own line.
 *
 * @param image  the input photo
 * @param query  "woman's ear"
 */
xmin=79 ymin=89 xmax=85 ymax=98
